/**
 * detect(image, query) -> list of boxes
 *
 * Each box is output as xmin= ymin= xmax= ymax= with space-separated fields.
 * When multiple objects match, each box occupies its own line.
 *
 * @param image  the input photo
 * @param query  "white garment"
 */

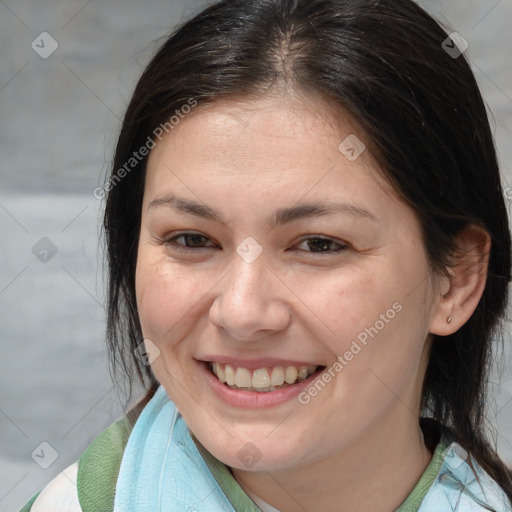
xmin=31 ymin=462 xmax=82 ymax=512
xmin=245 ymin=488 xmax=283 ymax=512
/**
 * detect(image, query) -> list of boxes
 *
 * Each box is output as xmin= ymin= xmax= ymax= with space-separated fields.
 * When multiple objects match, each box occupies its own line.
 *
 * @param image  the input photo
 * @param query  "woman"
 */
xmin=21 ymin=0 xmax=512 ymax=510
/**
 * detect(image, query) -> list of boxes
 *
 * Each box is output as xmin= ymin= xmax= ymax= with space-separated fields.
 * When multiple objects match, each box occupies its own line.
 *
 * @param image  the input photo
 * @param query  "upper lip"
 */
xmin=198 ymin=356 xmax=325 ymax=370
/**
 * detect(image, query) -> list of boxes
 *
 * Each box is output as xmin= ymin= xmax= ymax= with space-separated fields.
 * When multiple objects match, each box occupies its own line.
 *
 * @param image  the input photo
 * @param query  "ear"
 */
xmin=429 ymin=224 xmax=491 ymax=336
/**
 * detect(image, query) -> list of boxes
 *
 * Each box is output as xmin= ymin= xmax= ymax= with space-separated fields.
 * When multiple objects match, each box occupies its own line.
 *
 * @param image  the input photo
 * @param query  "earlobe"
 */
xmin=429 ymin=225 xmax=491 ymax=336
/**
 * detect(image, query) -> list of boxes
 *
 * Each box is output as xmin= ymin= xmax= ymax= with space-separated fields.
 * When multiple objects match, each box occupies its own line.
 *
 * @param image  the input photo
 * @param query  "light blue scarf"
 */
xmin=417 ymin=442 xmax=511 ymax=511
xmin=113 ymin=385 xmax=236 ymax=511
xmin=113 ymin=385 xmax=510 ymax=512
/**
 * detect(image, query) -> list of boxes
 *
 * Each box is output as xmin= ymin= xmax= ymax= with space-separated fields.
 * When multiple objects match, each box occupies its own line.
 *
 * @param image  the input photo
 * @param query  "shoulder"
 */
xmin=20 ymin=417 xmax=132 ymax=512
xmin=26 ymin=462 xmax=81 ymax=512
xmin=19 ymin=388 xmax=156 ymax=512
xmin=76 ymin=415 xmax=134 ymax=512
xmin=420 ymin=432 xmax=511 ymax=511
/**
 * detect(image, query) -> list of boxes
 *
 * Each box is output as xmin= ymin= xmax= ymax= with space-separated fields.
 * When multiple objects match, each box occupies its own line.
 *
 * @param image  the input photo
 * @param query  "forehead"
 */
xmin=144 ymin=94 xmax=400 ymax=217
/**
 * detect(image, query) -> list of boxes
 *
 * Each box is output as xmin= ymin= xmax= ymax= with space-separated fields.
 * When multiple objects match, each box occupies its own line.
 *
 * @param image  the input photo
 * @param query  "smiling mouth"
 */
xmin=208 ymin=362 xmax=325 ymax=392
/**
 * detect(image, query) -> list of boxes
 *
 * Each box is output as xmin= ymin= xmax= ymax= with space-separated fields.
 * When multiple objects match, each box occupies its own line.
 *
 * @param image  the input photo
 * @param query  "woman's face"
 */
xmin=135 ymin=94 xmax=443 ymax=471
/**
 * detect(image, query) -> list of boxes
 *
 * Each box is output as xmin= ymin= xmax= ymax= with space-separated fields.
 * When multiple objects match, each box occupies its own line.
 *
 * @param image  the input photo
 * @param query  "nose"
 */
xmin=209 ymin=255 xmax=291 ymax=342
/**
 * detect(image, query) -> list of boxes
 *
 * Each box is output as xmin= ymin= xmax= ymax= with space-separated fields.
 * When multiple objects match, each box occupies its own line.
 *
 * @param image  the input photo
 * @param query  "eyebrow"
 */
xmin=147 ymin=193 xmax=378 ymax=226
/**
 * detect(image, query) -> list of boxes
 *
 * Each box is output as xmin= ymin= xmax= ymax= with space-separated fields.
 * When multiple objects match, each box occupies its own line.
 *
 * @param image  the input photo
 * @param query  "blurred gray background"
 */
xmin=1 ymin=1 xmax=511 ymax=510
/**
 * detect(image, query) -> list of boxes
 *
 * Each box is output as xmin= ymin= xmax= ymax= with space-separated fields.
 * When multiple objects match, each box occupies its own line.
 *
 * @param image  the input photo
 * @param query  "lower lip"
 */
xmin=198 ymin=361 xmax=324 ymax=409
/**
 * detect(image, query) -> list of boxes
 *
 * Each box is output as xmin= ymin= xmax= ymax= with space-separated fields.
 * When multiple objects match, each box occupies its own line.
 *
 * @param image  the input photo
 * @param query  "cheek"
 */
xmin=310 ymin=267 xmax=385 ymax=344
xmin=135 ymin=258 xmax=206 ymax=341
xmin=315 ymin=259 xmax=428 ymax=372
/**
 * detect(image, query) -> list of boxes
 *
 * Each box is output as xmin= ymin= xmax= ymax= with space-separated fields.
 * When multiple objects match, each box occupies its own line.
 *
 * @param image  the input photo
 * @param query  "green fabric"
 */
xmin=396 ymin=435 xmax=450 ymax=512
xmin=76 ymin=416 xmax=133 ymax=512
xmin=18 ymin=415 xmax=450 ymax=512
xmin=197 ymin=435 xmax=450 ymax=512
xmin=193 ymin=438 xmax=262 ymax=511
xmin=195 ymin=432 xmax=451 ymax=511
xmin=17 ymin=416 xmax=132 ymax=512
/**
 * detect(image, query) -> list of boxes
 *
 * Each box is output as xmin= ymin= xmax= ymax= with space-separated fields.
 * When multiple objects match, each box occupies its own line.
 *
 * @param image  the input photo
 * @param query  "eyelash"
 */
xmin=158 ymin=231 xmax=348 ymax=255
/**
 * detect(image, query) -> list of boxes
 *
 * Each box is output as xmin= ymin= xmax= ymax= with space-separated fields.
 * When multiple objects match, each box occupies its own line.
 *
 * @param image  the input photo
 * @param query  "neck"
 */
xmin=232 ymin=411 xmax=432 ymax=512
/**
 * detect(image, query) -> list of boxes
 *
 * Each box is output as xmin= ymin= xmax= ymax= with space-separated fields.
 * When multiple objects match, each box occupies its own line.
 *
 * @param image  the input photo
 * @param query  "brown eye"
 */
xmin=163 ymin=232 xmax=217 ymax=251
xmin=295 ymin=237 xmax=348 ymax=254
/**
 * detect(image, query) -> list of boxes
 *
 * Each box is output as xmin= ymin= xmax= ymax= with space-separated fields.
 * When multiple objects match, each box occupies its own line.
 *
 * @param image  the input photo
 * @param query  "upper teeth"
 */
xmin=211 ymin=362 xmax=318 ymax=390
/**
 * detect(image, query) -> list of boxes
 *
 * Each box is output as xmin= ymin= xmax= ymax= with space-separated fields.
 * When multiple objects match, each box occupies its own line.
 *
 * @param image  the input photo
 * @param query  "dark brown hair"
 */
xmin=102 ymin=0 xmax=512 ymax=502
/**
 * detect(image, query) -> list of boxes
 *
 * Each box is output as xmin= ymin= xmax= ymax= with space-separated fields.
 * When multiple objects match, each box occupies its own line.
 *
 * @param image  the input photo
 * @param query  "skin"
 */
xmin=135 ymin=92 xmax=490 ymax=512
